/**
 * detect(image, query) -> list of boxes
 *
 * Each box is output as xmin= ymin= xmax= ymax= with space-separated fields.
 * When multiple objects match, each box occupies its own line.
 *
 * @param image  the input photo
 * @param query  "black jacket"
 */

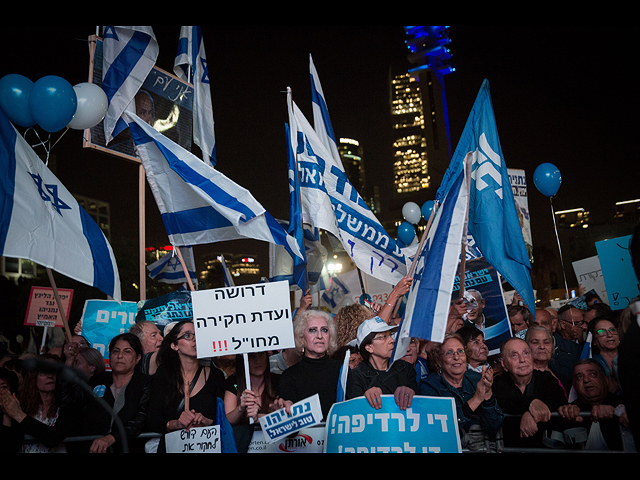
xmin=346 ymin=359 xmax=418 ymax=401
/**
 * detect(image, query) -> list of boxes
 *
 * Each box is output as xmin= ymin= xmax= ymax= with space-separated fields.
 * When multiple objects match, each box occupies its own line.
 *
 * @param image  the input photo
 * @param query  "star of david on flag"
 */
xmin=0 ymin=108 xmax=121 ymax=301
xmin=147 ymin=246 xmax=197 ymax=285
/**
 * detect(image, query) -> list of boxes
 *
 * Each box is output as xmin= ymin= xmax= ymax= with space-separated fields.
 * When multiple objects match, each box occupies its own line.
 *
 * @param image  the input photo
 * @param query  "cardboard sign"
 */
xmin=79 ymin=299 xmax=139 ymax=361
xmin=192 ymin=281 xmax=294 ymax=359
xmin=248 ymin=425 xmax=326 ymax=453
xmin=165 ymin=426 xmax=221 ymax=454
xmin=24 ymin=287 xmax=73 ymax=328
xmin=325 ymin=396 xmax=462 ymax=453
xmin=572 ymin=256 xmax=608 ymax=305
xmin=596 ymin=235 xmax=640 ymax=310
xmin=259 ymin=394 xmax=323 ymax=444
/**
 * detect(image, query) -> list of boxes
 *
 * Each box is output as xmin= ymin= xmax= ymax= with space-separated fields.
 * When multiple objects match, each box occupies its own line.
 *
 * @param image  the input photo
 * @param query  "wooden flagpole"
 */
xmin=46 ymin=268 xmax=73 ymax=344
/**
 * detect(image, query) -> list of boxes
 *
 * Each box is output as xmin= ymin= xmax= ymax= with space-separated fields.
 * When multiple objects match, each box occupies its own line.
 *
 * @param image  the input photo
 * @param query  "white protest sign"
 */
xmin=165 ymin=426 xmax=221 ymax=454
xmin=192 ymin=281 xmax=294 ymax=359
xmin=259 ymin=394 xmax=323 ymax=444
xmin=572 ymin=256 xmax=608 ymax=306
xmin=248 ymin=424 xmax=327 ymax=453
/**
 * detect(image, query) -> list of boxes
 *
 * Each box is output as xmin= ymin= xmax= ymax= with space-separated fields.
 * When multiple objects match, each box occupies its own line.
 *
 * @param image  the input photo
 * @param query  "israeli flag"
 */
xmin=391 ymin=159 xmax=470 ymax=366
xmin=287 ymin=89 xmax=409 ymax=285
xmin=436 ymin=80 xmax=535 ymax=312
xmin=218 ymin=255 xmax=235 ymax=288
xmin=102 ymin=26 xmax=159 ymax=145
xmin=0 ymin=109 xmax=121 ymax=301
xmin=285 ymin=122 xmax=308 ymax=294
xmin=174 ymin=26 xmax=216 ymax=167
xmin=310 ymin=55 xmax=341 ymax=172
xmin=147 ymin=247 xmax=197 ymax=285
xmin=127 ymin=113 xmax=303 ymax=261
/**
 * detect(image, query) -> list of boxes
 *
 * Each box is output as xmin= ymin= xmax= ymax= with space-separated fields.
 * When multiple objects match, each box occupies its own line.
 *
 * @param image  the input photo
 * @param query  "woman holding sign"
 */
xmin=275 ymin=311 xmax=342 ymax=421
xmin=146 ymin=321 xmax=235 ymax=453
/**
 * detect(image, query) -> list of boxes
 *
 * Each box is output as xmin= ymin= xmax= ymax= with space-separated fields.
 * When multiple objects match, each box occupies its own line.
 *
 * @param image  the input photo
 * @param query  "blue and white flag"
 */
xmin=310 ymin=55 xmax=341 ymax=172
xmin=147 ymin=247 xmax=197 ymax=285
xmin=391 ymin=159 xmax=470 ymax=365
xmin=127 ymin=113 xmax=303 ymax=261
xmin=285 ymin=122 xmax=308 ymax=293
xmin=287 ymin=89 xmax=409 ymax=285
xmin=102 ymin=26 xmax=158 ymax=145
xmin=436 ymin=80 xmax=535 ymax=312
xmin=218 ymin=255 xmax=235 ymax=288
xmin=0 ymin=109 xmax=121 ymax=301
xmin=174 ymin=26 xmax=216 ymax=167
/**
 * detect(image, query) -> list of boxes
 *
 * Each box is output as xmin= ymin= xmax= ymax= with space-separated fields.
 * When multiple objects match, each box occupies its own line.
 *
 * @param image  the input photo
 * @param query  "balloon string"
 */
xmin=550 ymin=197 xmax=570 ymax=301
xmin=23 ymin=127 xmax=69 ymax=166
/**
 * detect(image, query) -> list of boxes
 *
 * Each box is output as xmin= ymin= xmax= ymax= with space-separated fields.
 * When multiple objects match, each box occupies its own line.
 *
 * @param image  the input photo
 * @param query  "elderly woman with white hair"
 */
xmin=273 ymin=310 xmax=343 ymax=421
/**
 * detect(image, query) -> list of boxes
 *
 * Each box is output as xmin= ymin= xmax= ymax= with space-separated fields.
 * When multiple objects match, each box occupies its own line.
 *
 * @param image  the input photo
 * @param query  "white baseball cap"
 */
xmin=357 ymin=317 xmax=397 ymax=347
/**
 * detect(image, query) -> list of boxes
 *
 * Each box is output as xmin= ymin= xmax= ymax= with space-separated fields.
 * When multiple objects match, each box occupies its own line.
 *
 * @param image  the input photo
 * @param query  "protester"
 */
xmin=334 ymin=303 xmax=376 ymax=349
xmin=346 ymin=317 xmax=417 ymax=411
xmin=589 ymin=317 xmax=622 ymax=395
xmin=457 ymin=326 xmax=490 ymax=374
xmin=64 ymin=333 xmax=153 ymax=453
xmin=420 ymin=333 xmax=503 ymax=450
xmin=274 ymin=310 xmax=342 ymax=421
xmin=507 ymin=305 xmax=531 ymax=339
xmin=68 ymin=347 xmax=105 ymax=380
xmin=557 ymin=305 xmax=587 ymax=343
xmin=401 ymin=337 xmax=430 ymax=385
xmin=525 ymin=326 xmax=566 ymax=398
xmin=493 ymin=338 xmax=567 ymax=449
xmin=129 ymin=321 xmax=163 ymax=375
xmin=0 ymin=354 xmax=82 ymax=453
xmin=146 ymin=320 xmax=234 ymax=453
xmin=558 ymin=359 xmax=628 ymax=451
xmin=0 ymin=367 xmax=22 ymax=452
xmin=532 ymin=309 xmax=556 ymax=333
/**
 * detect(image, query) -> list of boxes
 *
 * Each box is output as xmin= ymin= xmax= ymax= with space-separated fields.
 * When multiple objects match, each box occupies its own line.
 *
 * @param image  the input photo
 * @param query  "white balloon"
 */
xmin=68 ymin=83 xmax=108 ymax=130
xmin=403 ymin=202 xmax=422 ymax=225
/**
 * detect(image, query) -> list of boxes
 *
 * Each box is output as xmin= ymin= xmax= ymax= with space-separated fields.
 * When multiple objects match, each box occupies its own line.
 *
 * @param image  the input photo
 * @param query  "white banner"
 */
xmin=192 ymin=281 xmax=294 ymax=358
xmin=165 ymin=426 xmax=220 ymax=454
xmin=258 ymin=394 xmax=323 ymax=444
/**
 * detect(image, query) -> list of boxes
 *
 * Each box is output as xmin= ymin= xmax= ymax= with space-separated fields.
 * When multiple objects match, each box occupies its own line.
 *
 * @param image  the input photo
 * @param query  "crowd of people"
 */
xmin=1 ymin=226 xmax=639 ymax=454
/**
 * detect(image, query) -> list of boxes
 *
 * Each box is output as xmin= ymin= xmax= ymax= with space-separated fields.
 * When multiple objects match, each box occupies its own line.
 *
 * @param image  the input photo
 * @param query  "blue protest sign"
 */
xmin=324 ymin=396 xmax=461 ymax=453
xmin=80 ymin=299 xmax=139 ymax=363
xmin=596 ymin=235 xmax=640 ymax=310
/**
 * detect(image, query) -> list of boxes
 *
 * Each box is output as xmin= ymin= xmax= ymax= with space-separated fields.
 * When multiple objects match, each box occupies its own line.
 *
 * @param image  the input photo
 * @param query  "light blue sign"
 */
xmin=596 ymin=235 xmax=640 ymax=310
xmin=80 ymin=299 xmax=139 ymax=362
xmin=324 ymin=396 xmax=461 ymax=453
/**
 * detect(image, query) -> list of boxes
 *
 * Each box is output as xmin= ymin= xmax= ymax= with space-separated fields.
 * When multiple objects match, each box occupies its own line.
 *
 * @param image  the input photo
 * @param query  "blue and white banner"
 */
xmin=436 ymin=80 xmax=535 ymax=312
xmin=174 ymin=26 xmax=216 ymax=167
xmin=0 ymin=109 xmax=121 ymax=301
xmin=325 ymin=396 xmax=462 ymax=453
xmin=127 ymin=113 xmax=303 ymax=261
xmin=259 ymin=394 xmax=323 ymax=444
xmin=391 ymin=160 xmax=469 ymax=365
xmin=102 ymin=26 xmax=158 ymax=145
xmin=287 ymin=89 xmax=408 ymax=285
xmin=79 ymin=299 xmax=138 ymax=362
xmin=147 ymin=246 xmax=197 ymax=285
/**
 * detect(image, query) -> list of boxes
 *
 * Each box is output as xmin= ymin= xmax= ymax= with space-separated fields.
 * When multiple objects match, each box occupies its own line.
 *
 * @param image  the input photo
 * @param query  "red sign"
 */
xmin=24 ymin=287 xmax=74 ymax=328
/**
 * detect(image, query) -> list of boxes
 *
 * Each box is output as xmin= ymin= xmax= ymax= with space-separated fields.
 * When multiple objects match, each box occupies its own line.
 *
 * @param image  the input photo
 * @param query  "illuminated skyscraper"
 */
xmin=391 ymin=26 xmax=455 ymax=199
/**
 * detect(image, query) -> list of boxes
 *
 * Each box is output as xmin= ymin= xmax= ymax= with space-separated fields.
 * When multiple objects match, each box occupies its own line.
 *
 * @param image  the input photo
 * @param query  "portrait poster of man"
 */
xmin=451 ymin=257 xmax=512 ymax=355
xmin=83 ymin=36 xmax=194 ymax=163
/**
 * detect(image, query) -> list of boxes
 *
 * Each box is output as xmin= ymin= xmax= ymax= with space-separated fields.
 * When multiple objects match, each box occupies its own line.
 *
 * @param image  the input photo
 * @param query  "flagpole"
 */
xmin=174 ymin=246 xmax=196 ymax=292
xmin=392 ymin=202 xmax=439 ymax=318
xmin=46 ymin=268 xmax=73 ymax=344
xmin=458 ymin=154 xmax=473 ymax=300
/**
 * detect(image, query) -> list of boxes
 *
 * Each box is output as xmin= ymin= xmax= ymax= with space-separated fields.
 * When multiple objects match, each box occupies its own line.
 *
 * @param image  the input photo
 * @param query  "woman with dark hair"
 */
xmin=64 ymin=333 xmax=153 ymax=453
xmin=146 ymin=320 xmax=235 ymax=453
xmin=0 ymin=354 xmax=81 ymax=453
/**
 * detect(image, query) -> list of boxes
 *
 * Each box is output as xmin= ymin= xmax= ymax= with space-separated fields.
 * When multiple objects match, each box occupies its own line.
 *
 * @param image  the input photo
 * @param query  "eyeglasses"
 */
xmin=444 ymin=349 xmax=466 ymax=358
xmin=595 ymin=327 xmax=618 ymax=336
xmin=178 ymin=333 xmax=196 ymax=341
xmin=373 ymin=332 xmax=394 ymax=342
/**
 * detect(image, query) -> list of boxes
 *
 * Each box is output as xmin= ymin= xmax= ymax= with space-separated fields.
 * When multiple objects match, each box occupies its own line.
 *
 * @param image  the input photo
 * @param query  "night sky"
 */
xmin=2 ymin=25 xmax=637 ymax=276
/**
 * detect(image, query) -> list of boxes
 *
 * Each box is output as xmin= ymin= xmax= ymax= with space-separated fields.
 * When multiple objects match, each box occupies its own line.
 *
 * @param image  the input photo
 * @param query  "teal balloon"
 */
xmin=533 ymin=163 xmax=562 ymax=198
xmin=29 ymin=76 xmax=77 ymax=132
xmin=0 ymin=74 xmax=36 ymax=127
xmin=397 ymin=221 xmax=416 ymax=246
xmin=422 ymin=200 xmax=435 ymax=220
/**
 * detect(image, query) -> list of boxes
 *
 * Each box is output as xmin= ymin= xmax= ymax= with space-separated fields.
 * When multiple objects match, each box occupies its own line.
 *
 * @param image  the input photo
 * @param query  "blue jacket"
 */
xmin=420 ymin=370 xmax=504 ymax=436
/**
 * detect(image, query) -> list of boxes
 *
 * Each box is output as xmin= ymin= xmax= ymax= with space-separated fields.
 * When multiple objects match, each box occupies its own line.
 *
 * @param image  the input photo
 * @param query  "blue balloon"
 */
xmin=0 ymin=74 xmax=36 ymax=127
xmin=422 ymin=200 xmax=435 ymax=221
xmin=29 ymin=76 xmax=77 ymax=133
xmin=533 ymin=163 xmax=562 ymax=198
xmin=397 ymin=221 xmax=416 ymax=246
